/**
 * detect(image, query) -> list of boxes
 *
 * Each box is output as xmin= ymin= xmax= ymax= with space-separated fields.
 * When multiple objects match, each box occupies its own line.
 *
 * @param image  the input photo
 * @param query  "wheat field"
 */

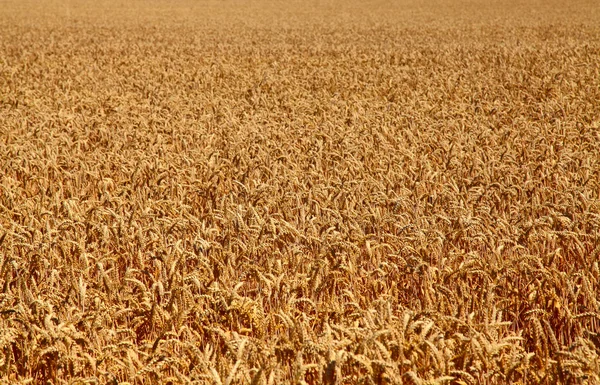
xmin=1 ymin=0 xmax=600 ymax=384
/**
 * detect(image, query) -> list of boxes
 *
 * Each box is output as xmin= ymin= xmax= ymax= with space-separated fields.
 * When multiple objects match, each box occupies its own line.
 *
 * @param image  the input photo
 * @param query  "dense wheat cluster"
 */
xmin=1 ymin=0 xmax=600 ymax=384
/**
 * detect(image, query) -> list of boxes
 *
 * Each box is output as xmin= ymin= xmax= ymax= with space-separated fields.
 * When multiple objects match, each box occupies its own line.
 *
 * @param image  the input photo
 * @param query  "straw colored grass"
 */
xmin=1 ymin=1 xmax=599 ymax=384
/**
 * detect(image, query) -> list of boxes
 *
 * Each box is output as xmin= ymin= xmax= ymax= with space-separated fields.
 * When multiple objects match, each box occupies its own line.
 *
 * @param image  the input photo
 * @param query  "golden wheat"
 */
xmin=1 ymin=0 xmax=599 ymax=384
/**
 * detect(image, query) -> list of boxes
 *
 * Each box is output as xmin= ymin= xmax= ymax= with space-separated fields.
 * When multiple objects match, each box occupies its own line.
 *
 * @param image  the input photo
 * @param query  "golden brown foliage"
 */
xmin=1 ymin=1 xmax=600 ymax=384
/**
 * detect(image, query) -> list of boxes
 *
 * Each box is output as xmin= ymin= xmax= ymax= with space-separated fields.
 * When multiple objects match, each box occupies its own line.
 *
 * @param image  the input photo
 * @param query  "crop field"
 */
xmin=1 ymin=0 xmax=600 ymax=384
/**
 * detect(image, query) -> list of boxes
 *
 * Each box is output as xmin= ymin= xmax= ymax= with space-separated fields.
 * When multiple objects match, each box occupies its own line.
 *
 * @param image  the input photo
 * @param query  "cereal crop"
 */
xmin=1 ymin=1 xmax=600 ymax=384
